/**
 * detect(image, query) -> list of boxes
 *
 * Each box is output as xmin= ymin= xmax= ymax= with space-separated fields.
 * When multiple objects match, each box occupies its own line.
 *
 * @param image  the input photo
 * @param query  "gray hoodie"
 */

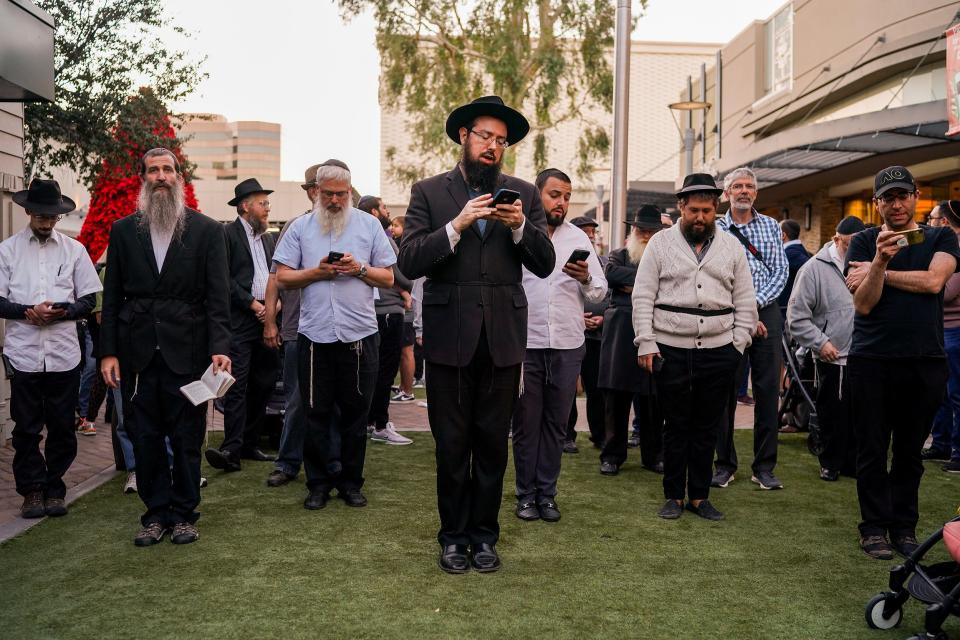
xmin=786 ymin=241 xmax=854 ymax=364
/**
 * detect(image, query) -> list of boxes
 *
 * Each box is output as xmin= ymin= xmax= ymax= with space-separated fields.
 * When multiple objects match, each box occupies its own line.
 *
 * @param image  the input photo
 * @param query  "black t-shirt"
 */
xmin=846 ymin=225 xmax=960 ymax=358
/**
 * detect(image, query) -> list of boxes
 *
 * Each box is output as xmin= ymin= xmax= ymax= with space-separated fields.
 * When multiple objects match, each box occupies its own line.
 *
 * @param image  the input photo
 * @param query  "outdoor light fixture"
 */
xmin=804 ymin=203 xmax=812 ymax=231
xmin=669 ymin=100 xmax=712 ymax=176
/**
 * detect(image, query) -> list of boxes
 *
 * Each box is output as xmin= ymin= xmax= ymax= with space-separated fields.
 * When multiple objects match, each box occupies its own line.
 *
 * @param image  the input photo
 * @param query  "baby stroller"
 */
xmin=865 ymin=516 xmax=960 ymax=639
xmin=778 ymin=335 xmax=822 ymax=455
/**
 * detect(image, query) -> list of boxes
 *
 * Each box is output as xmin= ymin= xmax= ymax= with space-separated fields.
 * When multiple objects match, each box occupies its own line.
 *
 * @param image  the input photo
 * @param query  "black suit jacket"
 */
xmin=398 ymin=165 xmax=555 ymax=367
xmin=100 ymin=209 xmax=232 ymax=376
xmin=225 ymin=217 xmax=276 ymax=341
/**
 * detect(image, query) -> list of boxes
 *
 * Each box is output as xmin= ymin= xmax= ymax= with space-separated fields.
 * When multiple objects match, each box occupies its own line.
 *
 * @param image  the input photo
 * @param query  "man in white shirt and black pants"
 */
xmin=512 ymin=169 xmax=607 ymax=522
xmin=1 ymin=179 xmax=102 ymax=519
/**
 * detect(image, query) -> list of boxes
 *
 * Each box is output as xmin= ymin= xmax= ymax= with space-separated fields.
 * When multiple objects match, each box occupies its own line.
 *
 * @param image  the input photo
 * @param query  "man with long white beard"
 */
xmin=597 ymin=205 xmax=666 ymax=477
xmin=272 ymin=160 xmax=396 ymax=511
xmin=101 ymin=147 xmax=232 ymax=546
xmin=633 ymin=174 xmax=757 ymax=521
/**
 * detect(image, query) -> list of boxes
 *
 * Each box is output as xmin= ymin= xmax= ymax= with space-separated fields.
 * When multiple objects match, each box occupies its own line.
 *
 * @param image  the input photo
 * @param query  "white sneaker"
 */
xmin=200 ymin=477 xmax=208 ymax=488
xmin=390 ymin=392 xmax=415 ymax=403
xmin=413 ymin=378 xmax=425 ymax=389
xmin=123 ymin=472 xmax=137 ymax=494
xmin=371 ymin=422 xmax=413 ymax=445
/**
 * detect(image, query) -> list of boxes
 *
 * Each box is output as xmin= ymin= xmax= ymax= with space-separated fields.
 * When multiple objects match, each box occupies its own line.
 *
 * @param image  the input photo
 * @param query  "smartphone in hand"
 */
xmin=567 ymin=249 xmax=590 ymax=264
xmin=327 ymin=251 xmax=344 ymax=263
xmin=491 ymin=188 xmax=521 ymax=207
xmin=50 ymin=302 xmax=71 ymax=310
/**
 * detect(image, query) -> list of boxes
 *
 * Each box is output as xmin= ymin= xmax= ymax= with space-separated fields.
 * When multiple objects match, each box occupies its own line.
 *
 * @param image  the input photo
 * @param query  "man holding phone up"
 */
xmin=845 ymin=166 xmax=960 ymax=559
xmin=512 ymin=169 xmax=606 ymax=523
xmin=1 ymin=179 xmax=101 ymax=519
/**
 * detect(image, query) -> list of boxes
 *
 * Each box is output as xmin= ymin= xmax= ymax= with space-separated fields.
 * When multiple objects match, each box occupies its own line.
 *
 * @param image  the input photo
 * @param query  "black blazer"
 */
xmin=398 ymin=166 xmax=555 ymax=367
xmin=100 ymin=209 xmax=232 ymax=376
xmin=225 ymin=217 xmax=276 ymax=340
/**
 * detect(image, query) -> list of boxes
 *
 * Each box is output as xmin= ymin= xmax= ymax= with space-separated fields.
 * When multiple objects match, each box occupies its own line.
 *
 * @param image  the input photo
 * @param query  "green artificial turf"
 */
xmin=1 ymin=431 xmax=958 ymax=640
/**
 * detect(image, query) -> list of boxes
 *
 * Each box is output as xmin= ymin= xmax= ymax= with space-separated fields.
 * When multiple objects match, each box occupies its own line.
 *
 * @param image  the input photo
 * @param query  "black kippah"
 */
xmin=836 ymin=216 xmax=866 ymax=235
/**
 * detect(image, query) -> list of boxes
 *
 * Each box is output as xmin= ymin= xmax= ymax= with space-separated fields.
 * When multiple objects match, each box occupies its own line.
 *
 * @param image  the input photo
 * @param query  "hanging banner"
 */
xmin=948 ymin=23 xmax=960 ymax=136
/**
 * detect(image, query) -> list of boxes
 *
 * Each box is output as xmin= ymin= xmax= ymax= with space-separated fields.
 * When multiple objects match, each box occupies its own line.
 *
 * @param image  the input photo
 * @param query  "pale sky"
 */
xmin=169 ymin=0 xmax=787 ymax=192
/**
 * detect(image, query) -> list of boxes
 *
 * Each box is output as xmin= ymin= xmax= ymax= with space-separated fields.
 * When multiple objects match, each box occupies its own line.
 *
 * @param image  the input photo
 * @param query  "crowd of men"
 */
xmin=4 ymin=95 xmax=960 ymax=570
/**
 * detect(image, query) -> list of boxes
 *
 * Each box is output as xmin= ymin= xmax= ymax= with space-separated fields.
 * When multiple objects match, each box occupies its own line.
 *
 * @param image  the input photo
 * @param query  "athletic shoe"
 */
xmin=942 ymin=460 xmax=960 ymax=473
xmin=685 ymin=499 xmax=724 ymax=521
xmin=562 ymin=440 xmax=579 ymax=454
xmin=76 ymin=418 xmax=96 ymax=436
xmin=413 ymin=378 xmax=425 ymax=388
xmin=43 ymin=497 xmax=67 ymax=517
xmin=626 ymin=433 xmax=640 ymax=448
xmin=860 ymin=535 xmax=893 ymax=560
xmin=171 ymin=522 xmax=199 ymax=545
xmin=371 ymin=422 xmax=413 ymax=445
xmin=20 ymin=491 xmax=45 ymax=519
xmin=134 ymin=522 xmax=167 ymax=547
xmin=124 ymin=472 xmax=138 ymax=494
xmin=751 ymin=471 xmax=784 ymax=490
xmin=199 ymin=477 xmax=208 ymax=488
xmin=891 ymin=534 xmax=920 ymax=557
xmin=921 ymin=446 xmax=951 ymax=461
xmin=819 ymin=468 xmax=839 ymax=482
xmin=657 ymin=500 xmax=683 ymax=519
xmin=390 ymin=385 xmax=401 ymax=394
xmin=390 ymin=392 xmax=415 ymax=403
xmin=711 ymin=469 xmax=735 ymax=488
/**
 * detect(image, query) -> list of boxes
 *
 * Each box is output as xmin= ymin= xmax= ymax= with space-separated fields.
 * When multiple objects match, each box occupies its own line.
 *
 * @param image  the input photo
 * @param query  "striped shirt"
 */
xmin=239 ymin=216 xmax=270 ymax=300
xmin=718 ymin=210 xmax=788 ymax=308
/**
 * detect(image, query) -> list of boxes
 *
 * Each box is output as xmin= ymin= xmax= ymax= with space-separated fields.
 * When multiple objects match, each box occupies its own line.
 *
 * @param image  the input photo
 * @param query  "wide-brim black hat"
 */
xmin=12 ymin=178 xmax=76 ymax=216
xmin=676 ymin=173 xmax=723 ymax=199
xmin=228 ymin=177 xmax=274 ymax=206
xmin=445 ymin=95 xmax=530 ymax=146
xmin=625 ymin=204 xmax=664 ymax=230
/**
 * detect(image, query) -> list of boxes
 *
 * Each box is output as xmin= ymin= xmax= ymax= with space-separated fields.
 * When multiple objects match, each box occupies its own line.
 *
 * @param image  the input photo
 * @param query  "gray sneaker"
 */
xmin=371 ymin=422 xmax=413 ymax=445
xmin=711 ymin=469 xmax=735 ymax=488
xmin=751 ymin=471 xmax=784 ymax=490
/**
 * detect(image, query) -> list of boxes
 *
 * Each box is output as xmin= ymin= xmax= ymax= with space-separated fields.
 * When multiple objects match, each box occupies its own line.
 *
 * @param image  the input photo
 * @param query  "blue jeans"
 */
xmin=114 ymin=387 xmax=173 ymax=470
xmin=77 ymin=328 xmax=96 ymax=416
xmin=931 ymin=326 xmax=960 ymax=460
xmin=274 ymin=340 xmax=307 ymax=476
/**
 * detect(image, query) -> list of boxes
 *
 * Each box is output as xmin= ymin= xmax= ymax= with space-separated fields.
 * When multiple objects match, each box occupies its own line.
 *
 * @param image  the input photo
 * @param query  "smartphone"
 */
xmin=50 ymin=302 xmax=71 ymax=310
xmin=491 ymin=188 xmax=521 ymax=207
xmin=890 ymin=227 xmax=925 ymax=245
xmin=652 ymin=355 xmax=665 ymax=373
xmin=327 ymin=251 xmax=344 ymax=263
xmin=567 ymin=249 xmax=590 ymax=264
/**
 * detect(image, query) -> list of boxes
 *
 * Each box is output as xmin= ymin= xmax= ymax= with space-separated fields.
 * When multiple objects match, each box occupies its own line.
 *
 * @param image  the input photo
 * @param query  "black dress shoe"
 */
xmin=685 ymin=499 xmax=724 ymax=521
xmin=205 ymin=448 xmax=241 ymax=472
xmin=266 ymin=470 xmax=296 ymax=487
xmin=600 ymin=461 xmax=619 ymax=476
xmin=303 ymin=490 xmax=329 ymax=510
xmin=516 ymin=501 xmax=540 ymax=521
xmin=471 ymin=543 xmax=501 ymax=573
xmin=438 ymin=544 xmax=470 ymax=574
xmin=239 ymin=448 xmax=276 ymax=462
xmin=339 ymin=488 xmax=368 ymax=507
xmin=537 ymin=500 xmax=561 ymax=522
xmin=819 ymin=467 xmax=839 ymax=482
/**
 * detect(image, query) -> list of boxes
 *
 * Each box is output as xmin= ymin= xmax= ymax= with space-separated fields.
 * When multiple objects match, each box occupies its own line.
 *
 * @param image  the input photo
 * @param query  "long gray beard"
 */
xmin=626 ymin=234 xmax=648 ymax=265
xmin=137 ymin=180 xmax=186 ymax=238
xmin=314 ymin=198 xmax=352 ymax=237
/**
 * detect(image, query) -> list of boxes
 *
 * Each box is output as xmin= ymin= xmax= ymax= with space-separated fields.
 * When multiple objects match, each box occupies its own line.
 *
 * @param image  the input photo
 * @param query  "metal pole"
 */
xmin=683 ymin=128 xmax=695 ymax=176
xmin=609 ymin=0 xmax=631 ymax=251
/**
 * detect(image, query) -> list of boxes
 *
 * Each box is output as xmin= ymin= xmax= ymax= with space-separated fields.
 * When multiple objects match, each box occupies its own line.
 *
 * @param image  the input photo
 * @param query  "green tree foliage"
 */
xmin=24 ymin=0 xmax=206 ymax=187
xmin=339 ymin=0 xmax=637 ymax=182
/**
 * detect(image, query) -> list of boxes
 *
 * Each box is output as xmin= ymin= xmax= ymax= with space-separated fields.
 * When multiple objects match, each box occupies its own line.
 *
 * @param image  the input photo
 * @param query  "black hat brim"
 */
xmin=228 ymin=188 xmax=274 ymax=207
xmin=445 ymin=102 xmax=530 ymax=146
xmin=675 ymin=186 xmax=724 ymax=199
xmin=11 ymin=190 xmax=76 ymax=216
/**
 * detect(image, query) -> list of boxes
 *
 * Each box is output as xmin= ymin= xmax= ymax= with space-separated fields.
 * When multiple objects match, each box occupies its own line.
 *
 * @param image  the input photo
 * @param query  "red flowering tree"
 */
xmin=78 ymin=88 xmax=199 ymax=261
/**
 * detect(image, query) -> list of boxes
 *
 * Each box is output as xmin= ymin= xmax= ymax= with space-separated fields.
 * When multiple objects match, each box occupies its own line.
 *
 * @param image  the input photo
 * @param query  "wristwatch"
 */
xmin=355 ymin=264 xmax=368 ymax=278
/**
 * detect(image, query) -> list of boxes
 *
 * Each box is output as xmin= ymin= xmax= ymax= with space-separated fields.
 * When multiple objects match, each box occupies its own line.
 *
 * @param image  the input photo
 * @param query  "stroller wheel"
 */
xmin=864 ymin=593 xmax=903 ymax=630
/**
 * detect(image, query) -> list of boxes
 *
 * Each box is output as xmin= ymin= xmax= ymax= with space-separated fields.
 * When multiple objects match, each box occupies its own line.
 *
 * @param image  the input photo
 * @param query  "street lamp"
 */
xmin=668 ymin=100 xmax=711 ymax=177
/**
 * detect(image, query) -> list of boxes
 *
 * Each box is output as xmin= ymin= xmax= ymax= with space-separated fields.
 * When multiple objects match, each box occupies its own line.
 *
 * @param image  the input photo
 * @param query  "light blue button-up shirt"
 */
xmin=273 ymin=208 xmax=396 ymax=344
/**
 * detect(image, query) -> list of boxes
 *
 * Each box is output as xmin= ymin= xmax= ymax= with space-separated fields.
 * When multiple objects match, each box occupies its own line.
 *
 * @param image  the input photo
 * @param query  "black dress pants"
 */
xmin=11 ymin=366 xmax=81 ymax=498
xmin=123 ymin=353 xmax=206 ymax=526
xmin=369 ymin=312 xmax=404 ymax=429
xmin=601 ymin=390 xmax=661 ymax=468
xmin=658 ymin=343 xmax=742 ymax=501
xmin=220 ymin=333 xmax=280 ymax=456
xmin=850 ymin=356 xmax=947 ymax=537
xmin=815 ymin=360 xmax=856 ymax=475
xmin=298 ymin=333 xmax=378 ymax=494
xmin=425 ymin=326 xmax=521 ymax=546
xmin=567 ymin=338 xmax=604 ymax=444
xmin=716 ymin=303 xmax=782 ymax=474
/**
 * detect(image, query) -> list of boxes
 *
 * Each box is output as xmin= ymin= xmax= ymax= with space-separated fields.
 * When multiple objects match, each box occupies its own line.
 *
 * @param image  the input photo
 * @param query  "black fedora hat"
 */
xmin=569 ymin=216 xmax=599 ymax=229
xmin=676 ymin=173 xmax=723 ymax=199
xmin=12 ymin=179 xmax=76 ymax=216
xmin=445 ymin=95 xmax=530 ymax=146
xmin=228 ymin=178 xmax=274 ymax=207
xmin=625 ymin=204 xmax=664 ymax=230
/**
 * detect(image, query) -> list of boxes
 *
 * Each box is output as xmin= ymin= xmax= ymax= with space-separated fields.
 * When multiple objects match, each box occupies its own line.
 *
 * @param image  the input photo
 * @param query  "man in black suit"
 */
xmin=398 ymin=96 xmax=555 ymax=574
xmin=206 ymin=179 xmax=281 ymax=472
xmin=101 ymin=147 xmax=231 ymax=547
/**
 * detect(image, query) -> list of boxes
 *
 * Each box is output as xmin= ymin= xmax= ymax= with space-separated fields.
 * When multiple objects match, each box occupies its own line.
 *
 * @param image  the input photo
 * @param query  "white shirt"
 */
xmin=151 ymin=227 xmax=174 ymax=271
xmin=0 ymin=228 xmax=102 ymax=372
xmin=522 ymin=222 xmax=607 ymax=350
xmin=239 ymin=216 xmax=270 ymax=300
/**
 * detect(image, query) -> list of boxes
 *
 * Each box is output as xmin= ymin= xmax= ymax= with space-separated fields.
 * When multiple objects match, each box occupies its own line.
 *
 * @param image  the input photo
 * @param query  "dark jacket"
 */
xmin=778 ymin=242 xmax=812 ymax=311
xmin=225 ymin=217 xmax=275 ymax=341
xmin=100 ymin=209 xmax=232 ymax=376
xmin=398 ymin=165 xmax=555 ymax=367
xmin=597 ymin=248 xmax=653 ymax=393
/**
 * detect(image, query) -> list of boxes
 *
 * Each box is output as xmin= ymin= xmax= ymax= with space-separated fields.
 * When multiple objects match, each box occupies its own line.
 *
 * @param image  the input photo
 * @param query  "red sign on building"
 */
xmin=948 ymin=23 xmax=960 ymax=136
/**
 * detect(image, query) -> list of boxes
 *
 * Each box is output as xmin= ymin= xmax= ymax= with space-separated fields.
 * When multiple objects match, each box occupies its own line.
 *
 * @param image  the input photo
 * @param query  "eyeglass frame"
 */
xmin=875 ymin=190 xmax=917 ymax=206
xmin=468 ymin=128 xmax=510 ymax=149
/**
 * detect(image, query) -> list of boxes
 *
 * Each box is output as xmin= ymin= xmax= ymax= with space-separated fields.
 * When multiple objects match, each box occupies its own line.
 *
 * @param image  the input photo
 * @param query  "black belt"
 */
xmin=655 ymin=304 xmax=734 ymax=317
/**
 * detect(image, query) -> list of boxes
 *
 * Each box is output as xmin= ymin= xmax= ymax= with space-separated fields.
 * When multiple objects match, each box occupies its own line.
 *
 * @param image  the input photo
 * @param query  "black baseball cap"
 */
xmin=874 ymin=166 xmax=916 ymax=198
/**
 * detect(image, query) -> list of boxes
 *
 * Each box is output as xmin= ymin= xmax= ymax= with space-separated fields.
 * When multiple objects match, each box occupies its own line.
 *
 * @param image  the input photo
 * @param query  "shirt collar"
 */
xmin=784 ymin=239 xmax=804 ymax=248
xmin=724 ymin=209 xmax=757 ymax=227
xmin=27 ymin=229 xmax=60 ymax=245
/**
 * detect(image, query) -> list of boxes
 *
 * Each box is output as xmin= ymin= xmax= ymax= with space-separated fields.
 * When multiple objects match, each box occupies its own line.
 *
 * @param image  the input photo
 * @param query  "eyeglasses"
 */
xmin=877 ymin=191 xmax=916 ymax=205
xmin=252 ymin=199 xmax=271 ymax=209
xmin=31 ymin=215 xmax=63 ymax=222
xmin=469 ymin=129 xmax=509 ymax=149
xmin=320 ymin=190 xmax=350 ymax=200
xmin=728 ymin=183 xmax=757 ymax=192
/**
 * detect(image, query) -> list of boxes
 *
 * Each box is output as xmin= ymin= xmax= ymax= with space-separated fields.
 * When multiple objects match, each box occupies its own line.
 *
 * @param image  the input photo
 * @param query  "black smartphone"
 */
xmin=51 ymin=302 xmax=71 ymax=310
xmin=491 ymin=188 xmax=521 ymax=206
xmin=653 ymin=355 xmax=665 ymax=373
xmin=567 ymin=249 xmax=590 ymax=264
xmin=327 ymin=251 xmax=344 ymax=263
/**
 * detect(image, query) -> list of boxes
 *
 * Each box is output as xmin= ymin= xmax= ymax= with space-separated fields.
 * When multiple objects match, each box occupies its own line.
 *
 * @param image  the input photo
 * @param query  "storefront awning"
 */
xmin=0 ymin=0 xmax=55 ymax=102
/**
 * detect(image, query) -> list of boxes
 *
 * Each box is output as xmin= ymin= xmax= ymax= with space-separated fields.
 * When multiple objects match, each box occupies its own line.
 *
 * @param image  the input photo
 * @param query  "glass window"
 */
xmin=764 ymin=5 xmax=793 ymax=96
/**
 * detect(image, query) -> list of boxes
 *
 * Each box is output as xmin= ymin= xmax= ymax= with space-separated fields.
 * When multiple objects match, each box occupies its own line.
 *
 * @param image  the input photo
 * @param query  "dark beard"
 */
xmin=546 ymin=210 xmax=565 ymax=227
xmin=461 ymin=148 xmax=502 ymax=195
xmin=681 ymin=218 xmax=714 ymax=244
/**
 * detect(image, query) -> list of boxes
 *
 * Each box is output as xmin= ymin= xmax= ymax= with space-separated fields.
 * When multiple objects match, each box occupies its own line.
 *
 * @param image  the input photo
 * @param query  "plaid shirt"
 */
xmin=718 ymin=210 xmax=788 ymax=308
